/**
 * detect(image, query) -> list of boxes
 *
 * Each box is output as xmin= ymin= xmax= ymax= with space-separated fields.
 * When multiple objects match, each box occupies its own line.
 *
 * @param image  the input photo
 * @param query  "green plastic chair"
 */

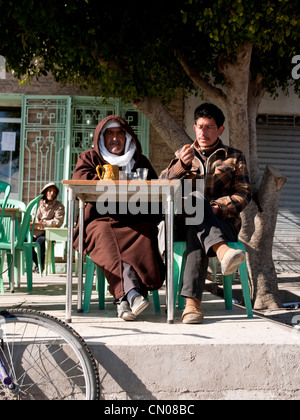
xmin=222 ymin=241 xmax=253 ymax=318
xmin=0 ymin=181 xmax=11 ymax=293
xmin=83 ymin=254 xmax=161 ymax=313
xmin=0 ymin=199 xmax=27 ymax=281
xmin=173 ymin=240 xmax=253 ymax=318
xmin=0 ymin=199 xmax=26 ymax=231
xmin=0 ymin=195 xmax=43 ymax=292
xmin=83 ymin=254 xmax=108 ymax=313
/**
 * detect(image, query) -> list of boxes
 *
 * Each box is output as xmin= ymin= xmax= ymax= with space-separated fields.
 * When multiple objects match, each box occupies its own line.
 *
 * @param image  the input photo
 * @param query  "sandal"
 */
xmin=182 ymin=304 xmax=204 ymax=324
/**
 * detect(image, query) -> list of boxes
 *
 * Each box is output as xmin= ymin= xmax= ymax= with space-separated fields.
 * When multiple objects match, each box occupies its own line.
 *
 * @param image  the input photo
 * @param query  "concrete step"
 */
xmin=1 ymin=274 xmax=300 ymax=400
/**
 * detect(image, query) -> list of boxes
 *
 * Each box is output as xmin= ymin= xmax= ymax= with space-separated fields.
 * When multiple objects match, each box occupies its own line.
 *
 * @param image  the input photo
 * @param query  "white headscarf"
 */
xmin=99 ymin=120 xmax=136 ymax=173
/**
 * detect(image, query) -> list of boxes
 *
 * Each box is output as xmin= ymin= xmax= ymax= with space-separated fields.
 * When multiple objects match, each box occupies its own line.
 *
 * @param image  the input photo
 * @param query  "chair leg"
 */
xmin=0 ymin=254 xmax=4 ymax=294
xmin=51 ymin=242 xmax=56 ymax=274
xmin=0 ymin=277 xmax=4 ymax=294
xmin=238 ymin=260 xmax=253 ymax=318
xmin=36 ymin=243 xmax=43 ymax=278
xmin=151 ymin=290 xmax=161 ymax=312
xmin=97 ymin=266 xmax=107 ymax=310
xmin=24 ymin=247 xmax=33 ymax=292
xmin=226 ymin=241 xmax=253 ymax=318
xmin=173 ymin=242 xmax=186 ymax=310
xmin=222 ymin=274 xmax=233 ymax=310
xmin=6 ymin=252 xmax=12 ymax=290
xmin=83 ymin=255 xmax=95 ymax=313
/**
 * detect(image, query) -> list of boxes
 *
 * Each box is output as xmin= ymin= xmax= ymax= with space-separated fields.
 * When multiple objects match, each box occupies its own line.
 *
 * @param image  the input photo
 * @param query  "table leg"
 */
xmin=77 ymin=199 xmax=85 ymax=313
xmin=165 ymin=194 xmax=174 ymax=324
xmin=66 ymin=190 xmax=75 ymax=323
xmin=45 ymin=234 xmax=50 ymax=276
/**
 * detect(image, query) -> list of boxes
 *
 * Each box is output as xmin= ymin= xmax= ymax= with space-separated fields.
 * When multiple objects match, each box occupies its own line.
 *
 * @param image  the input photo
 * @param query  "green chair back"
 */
xmin=0 ymin=195 xmax=43 ymax=293
xmin=17 ymin=195 xmax=43 ymax=247
xmin=0 ymin=181 xmax=11 ymax=238
xmin=0 ymin=199 xmax=26 ymax=242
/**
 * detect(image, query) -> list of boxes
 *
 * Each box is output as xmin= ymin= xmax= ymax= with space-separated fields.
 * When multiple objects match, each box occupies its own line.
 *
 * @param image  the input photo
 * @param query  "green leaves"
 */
xmin=0 ymin=0 xmax=298 ymax=101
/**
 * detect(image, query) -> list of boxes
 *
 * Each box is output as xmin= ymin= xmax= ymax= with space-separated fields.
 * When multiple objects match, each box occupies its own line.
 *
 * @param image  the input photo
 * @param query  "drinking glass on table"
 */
xmin=136 ymin=168 xmax=149 ymax=180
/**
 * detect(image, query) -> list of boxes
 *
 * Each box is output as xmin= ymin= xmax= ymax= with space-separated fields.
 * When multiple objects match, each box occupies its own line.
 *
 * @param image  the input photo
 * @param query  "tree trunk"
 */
xmin=247 ymin=75 xmax=266 ymax=191
xmin=240 ymin=167 xmax=286 ymax=309
xmin=239 ymin=75 xmax=285 ymax=309
xmin=220 ymin=43 xmax=252 ymax=162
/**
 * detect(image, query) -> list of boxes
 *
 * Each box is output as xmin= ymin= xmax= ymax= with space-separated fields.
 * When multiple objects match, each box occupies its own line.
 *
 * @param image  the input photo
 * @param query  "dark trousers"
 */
xmin=114 ymin=262 xmax=144 ymax=303
xmin=180 ymin=198 xmax=238 ymax=301
xmin=33 ymin=235 xmax=46 ymax=267
xmin=122 ymin=262 xmax=143 ymax=295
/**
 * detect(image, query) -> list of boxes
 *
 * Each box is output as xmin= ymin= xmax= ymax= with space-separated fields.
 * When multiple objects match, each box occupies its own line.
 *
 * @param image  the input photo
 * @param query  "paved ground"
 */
xmin=0 ymin=269 xmax=299 ymax=341
xmin=1 ymin=270 xmax=299 ymax=399
xmin=209 ymin=270 xmax=300 ymax=328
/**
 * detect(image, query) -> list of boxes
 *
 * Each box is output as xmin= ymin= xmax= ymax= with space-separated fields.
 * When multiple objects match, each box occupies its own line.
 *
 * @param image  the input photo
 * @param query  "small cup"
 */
xmin=127 ymin=172 xmax=137 ymax=180
xmin=119 ymin=171 xmax=127 ymax=180
xmin=136 ymin=168 xmax=149 ymax=180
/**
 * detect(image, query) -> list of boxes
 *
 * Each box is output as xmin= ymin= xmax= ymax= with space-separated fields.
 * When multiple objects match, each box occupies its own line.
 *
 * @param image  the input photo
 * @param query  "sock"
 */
xmin=212 ymin=242 xmax=229 ymax=262
xmin=126 ymin=288 xmax=140 ymax=303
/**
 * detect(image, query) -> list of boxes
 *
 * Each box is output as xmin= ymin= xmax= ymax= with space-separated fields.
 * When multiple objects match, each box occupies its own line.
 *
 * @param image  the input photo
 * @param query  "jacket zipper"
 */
xmin=197 ymin=146 xmax=226 ymax=189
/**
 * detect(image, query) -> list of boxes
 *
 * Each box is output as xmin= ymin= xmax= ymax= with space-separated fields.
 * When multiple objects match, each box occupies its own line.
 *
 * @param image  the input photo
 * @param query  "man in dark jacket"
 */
xmin=160 ymin=103 xmax=252 ymax=324
xmin=72 ymin=115 xmax=164 ymax=321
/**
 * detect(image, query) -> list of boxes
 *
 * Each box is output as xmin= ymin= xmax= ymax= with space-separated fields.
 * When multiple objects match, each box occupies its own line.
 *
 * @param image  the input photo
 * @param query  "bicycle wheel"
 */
xmin=0 ymin=309 xmax=100 ymax=400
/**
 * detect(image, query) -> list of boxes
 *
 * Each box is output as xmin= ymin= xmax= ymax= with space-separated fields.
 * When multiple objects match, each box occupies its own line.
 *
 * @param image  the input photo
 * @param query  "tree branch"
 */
xmin=93 ymin=52 xmax=125 ymax=72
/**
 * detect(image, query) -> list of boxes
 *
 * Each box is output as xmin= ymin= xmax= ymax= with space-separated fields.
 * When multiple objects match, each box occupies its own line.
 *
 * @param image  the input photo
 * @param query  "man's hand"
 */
xmin=211 ymin=203 xmax=219 ymax=216
xmin=180 ymin=144 xmax=195 ymax=167
xmin=31 ymin=222 xmax=44 ymax=229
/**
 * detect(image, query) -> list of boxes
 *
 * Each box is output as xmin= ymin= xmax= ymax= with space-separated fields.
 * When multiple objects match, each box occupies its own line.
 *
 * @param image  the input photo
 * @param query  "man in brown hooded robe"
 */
xmin=72 ymin=115 xmax=164 ymax=321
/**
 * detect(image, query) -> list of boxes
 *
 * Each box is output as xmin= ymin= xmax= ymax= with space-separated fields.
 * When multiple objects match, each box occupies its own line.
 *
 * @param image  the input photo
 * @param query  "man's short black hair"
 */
xmin=194 ymin=103 xmax=225 ymax=128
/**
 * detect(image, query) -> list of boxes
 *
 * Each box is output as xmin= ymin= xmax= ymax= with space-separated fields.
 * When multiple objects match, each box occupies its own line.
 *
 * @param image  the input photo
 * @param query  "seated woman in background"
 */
xmin=32 ymin=182 xmax=65 ymax=273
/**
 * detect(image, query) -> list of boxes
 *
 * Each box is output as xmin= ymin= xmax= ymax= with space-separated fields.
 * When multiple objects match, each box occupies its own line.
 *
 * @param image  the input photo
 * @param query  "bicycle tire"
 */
xmin=0 ymin=309 xmax=100 ymax=400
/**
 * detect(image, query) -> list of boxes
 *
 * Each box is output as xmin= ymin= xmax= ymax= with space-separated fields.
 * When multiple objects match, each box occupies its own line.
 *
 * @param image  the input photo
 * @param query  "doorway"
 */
xmin=0 ymin=107 xmax=21 ymax=199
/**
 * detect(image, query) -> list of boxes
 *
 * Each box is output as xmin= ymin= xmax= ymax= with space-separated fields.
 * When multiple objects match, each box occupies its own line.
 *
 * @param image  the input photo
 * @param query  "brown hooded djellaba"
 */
xmin=72 ymin=115 xmax=164 ymax=300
